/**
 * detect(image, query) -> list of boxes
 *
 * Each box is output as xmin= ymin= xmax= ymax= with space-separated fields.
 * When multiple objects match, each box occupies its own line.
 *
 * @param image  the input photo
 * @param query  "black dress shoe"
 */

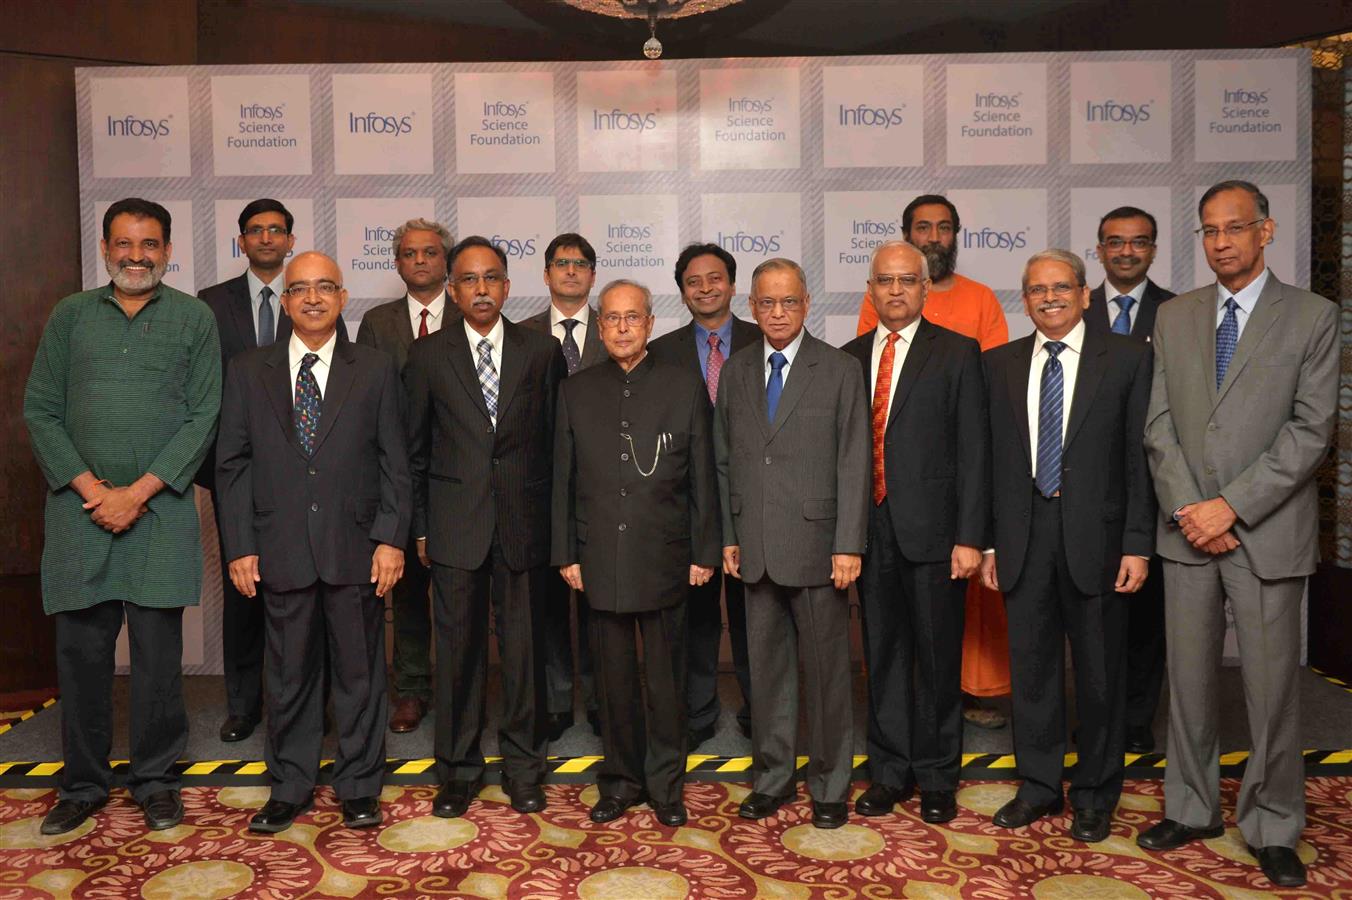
xmin=687 ymin=721 xmax=717 ymax=749
xmin=1071 ymin=807 xmax=1111 ymax=842
xmin=992 ymin=796 xmax=1063 ymax=829
xmin=432 ymin=780 xmax=479 ymax=819
xmin=855 ymin=782 xmax=914 ymax=816
xmin=504 ymin=779 xmax=546 ymax=814
xmin=1125 ymin=725 xmax=1155 ymax=753
xmin=341 ymin=796 xmax=382 ymax=828
xmin=141 ymin=789 xmax=184 ymax=830
xmin=219 ymin=715 xmax=259 ymax=743
xmin=812 ymin=801 xmax=848 ymax=829
xmin=590 ymin=793 xmax=647 ymax=823
xmin=1136 ymin=818 xmax=1224 ymax=850
xmin=654 ymin=801 xmax=688 ymax=827
xmin=739 ymin=791 xmax=794 ymax=820
xmin=40 ymin=797 xmax=106 ymax=835
xmin=1250 ymin=844 xmax=1306 ymax=887
xmin=544 ymin=711 xmax=572 ymax=743
xmin=249 ymin=797 xmax=313 ymax=834
xmin=920 ymin=790 xmax=958 ymax=824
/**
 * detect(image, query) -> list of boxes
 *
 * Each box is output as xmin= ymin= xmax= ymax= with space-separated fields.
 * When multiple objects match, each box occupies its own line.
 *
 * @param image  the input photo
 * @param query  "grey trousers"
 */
xmin=1162 ymin=558 xmax=1305 ymax=848
xmin=745 ymin=580 xmax=854 ymax=804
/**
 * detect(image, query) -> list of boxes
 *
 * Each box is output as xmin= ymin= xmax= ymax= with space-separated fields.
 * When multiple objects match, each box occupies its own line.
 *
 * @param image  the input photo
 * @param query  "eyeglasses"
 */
xmin=549 ymin=258 xmax=594 ymax=271
xmin=871 ymin=274 xmax=924 ymax=289
xmin=753 ymin=297 xmax=803 ymax=312
xmin=1100 ymin=236 xmax=1155 ymax=251
xmin=1195 ymin=219 xmax=1266 ymax=241
xmin=283 ymin=280 xmax=341 ymax=299
xmin=600 ymin=311 xmax=649 ymax=328
xmin=1024 ymin=283 xmax=1078 ymax=301
xmin=243 ymin=225 xmax=288 ymax=238
xmin=456 ymin=272 xmax=506 ymax=287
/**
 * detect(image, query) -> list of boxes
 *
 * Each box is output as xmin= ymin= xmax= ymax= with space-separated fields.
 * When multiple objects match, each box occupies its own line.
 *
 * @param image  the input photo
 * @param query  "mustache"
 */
xmin=1110 ymin=255 xmax=1141 ymax=266
xmin=1036 ymin=301 xmax=1069 ymax=313
xmin=118 ymin=258 xmax=154 ymax=269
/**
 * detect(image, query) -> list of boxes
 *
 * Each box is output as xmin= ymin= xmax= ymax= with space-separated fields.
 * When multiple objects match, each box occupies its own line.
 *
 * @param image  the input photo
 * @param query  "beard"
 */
xmin=105 ymin=255 xmax=168 ymax=294
xmin=918 ymin=240 xmax=958 ymax=283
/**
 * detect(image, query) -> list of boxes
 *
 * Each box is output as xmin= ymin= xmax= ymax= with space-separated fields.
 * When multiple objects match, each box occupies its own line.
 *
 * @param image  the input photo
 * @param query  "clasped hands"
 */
xmin=82 ymin=482 xmax=150 ymax=534
xmin=1176 ymin=497 xmax=1240 ymax=555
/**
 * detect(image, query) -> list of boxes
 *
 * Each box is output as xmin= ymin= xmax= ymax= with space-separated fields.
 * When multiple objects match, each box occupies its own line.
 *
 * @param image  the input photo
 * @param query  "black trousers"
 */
xmin=216 ymin=501 xmax=264 ymax=722
xmin=1004 ymin=493 xmax=1128 ymax=812
xmin=686 ymin=569 xmax=752 ymax=733
xmin=391 ymin=537 xmax=434 ymax=701
xmin=55 ymin=601 xmax=186 ymax=804
xmin=540 ymin=572 xmax=596 ymax=716
xmin=1125 ymin=556 xmax=1166 ymax=732
xmin=263 ymin=580 xmax=387 ymax=804
xmin=431 ymin=536 xmax=547 ymax=785
xmin=858 ymin=497 xmax=966 ymax=792
xmin=590 ymin=604 xmax=688 ymax=806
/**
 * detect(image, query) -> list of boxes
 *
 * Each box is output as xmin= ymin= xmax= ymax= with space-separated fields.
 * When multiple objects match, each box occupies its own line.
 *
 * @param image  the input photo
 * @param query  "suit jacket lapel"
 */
xmin=747 ymin=341 xmax=773 ymax=443
xmin=1064 ymin=327 xmax=1107 ymax=451
xmin=262 ymin=341 xmax=307 ymax=459
xmin=447 ymin=322 xmax=493 ymax=421
xmin=580 ymin=308 xmax=607 ymax=368
xmin=1006 ymin=336 xmax=1034 ymax=469
xmin=228 ymin=275 xmax=259 ymax=351
xmin=1215 ymin=275 xmax=1282 ymax=408
xmin=397 ymin=301 xmax=417 ymax=349
xmin=768 ymin=333 xmax=818 ymax=441
xmin=1195 ymin=290 xmax=1221 ymax=407
xmin=679 ymin=323 xmax=701 ymax=372
xmin=312 ymin=339 xmax=356 ymax=454
xmin=494 ymin=319 xmax=526 ymax=418
xmin=886 ymin=320 xmax=934 ymax=428
xmin=1087 ymin=286 xmax=1110 ymax=333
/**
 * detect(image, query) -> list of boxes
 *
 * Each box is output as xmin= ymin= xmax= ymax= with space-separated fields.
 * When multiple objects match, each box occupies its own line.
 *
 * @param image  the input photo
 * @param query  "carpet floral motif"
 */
xmin=0 ymin=778 xmax=1349 ymax=898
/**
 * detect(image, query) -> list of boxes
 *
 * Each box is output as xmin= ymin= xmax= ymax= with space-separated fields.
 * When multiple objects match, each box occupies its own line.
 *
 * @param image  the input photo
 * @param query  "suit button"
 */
xmin=618 ymin=523 xmax=627 ymax=532
xmin=764 ymin=456 xmax=772 ymax=465
xmin=307 ymin=466 xmax=316 ymax=475
xmin=1205 ymin=465 xmax=1215 ymax=474
xmin=493 ymin=458 xmax=500 ymax=466
xmin=623 ymin=389 xmax=631 ymax=397
xmin=621 ymin=420 xmax=630 ymax=428
xmin=487 ymin=425 xmax=494 ymax=434
xmin=1207 ymin=422 xmax=1218 ymax=431
xmin=621 ymin=453 xmax=629 ymax=461
xmin=620 ymin=488 xmax=627 ymax=497
xmin=310 ymin=502 xmax=319 ymax=512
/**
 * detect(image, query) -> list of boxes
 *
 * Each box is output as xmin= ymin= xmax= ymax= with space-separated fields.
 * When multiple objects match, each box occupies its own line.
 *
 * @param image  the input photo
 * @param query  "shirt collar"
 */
xmin=1034 ymin=318 xmax=1085 ymax=357
xmin=1101 ymin=278 xmax=1148 ymax=304
xmin=288 ymin=329 xmax=338 ymax=369
xmin=100 ymin=282 xmax=164 ymax=306
xmin=764 ymin=327 xmax=806 ymax=368
xmin=874 ymin=316 xmax=922 ymax=351
xmin=1217 ymin=267 xmax=1269 ymax=317
xmin=408 ymin=290 xmax=447 ymax=321
xmin=550 ymin=302 xmax=590 ymax=330
xmin=464 ymin=314 xmax=505 ymax=353
xmin=694 ymin=316 xmax=735 ymax=346
xmin=246 ymin=269 xmax=285 ymax=304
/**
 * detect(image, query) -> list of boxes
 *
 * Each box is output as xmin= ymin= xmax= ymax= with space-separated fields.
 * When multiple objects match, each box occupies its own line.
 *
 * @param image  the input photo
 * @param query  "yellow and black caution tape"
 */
xmin=1312 ymin=667 xmax=1352 ymax=697
xmin=0 ymin=697 xmax=57 ymax=737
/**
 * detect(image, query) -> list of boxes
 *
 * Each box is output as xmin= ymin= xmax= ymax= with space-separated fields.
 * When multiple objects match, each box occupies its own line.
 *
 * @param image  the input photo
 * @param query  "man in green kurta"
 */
xmin=23 ymin=198 xmax=221 ymax=836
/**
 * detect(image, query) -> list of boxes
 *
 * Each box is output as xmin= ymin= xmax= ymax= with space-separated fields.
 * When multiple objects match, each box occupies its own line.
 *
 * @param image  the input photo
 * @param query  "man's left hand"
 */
xmin=689 ymin=565 xmax=714 ymax=586
xmin=831 ymin=554 xmax=862 ymax=591
xmin=1178 ymin=497 xmax=1237 ymax=548
xmin=85 ymin=486 xmax=147 ymax=534
xmin=1114 ymin=556 xmax=1149 ymax=593
xmin=951 ymin=545 xmax=982 ymax=580
xmin=370 ymin=544 xmax=404 ymax=597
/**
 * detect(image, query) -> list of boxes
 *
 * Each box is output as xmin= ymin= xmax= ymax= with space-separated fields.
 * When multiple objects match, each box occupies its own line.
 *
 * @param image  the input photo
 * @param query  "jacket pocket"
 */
xmin=348 ymin=497 xmax=379 ymax=527
xmin=429 ymin=472 xmax=461 ymax=484
xmin=803 ymin=499 xmax=836 ymax=520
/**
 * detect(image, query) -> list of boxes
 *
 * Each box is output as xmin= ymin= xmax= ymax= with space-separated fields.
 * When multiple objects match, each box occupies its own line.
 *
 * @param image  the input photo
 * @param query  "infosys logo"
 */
xmin=106 ymin=114 xmax=171 ymax=139
xmin=1085 ymin=99 xmax=1152 ymax=124
xmin=1223 ymin=88 xmax=1268 ymax=104
xmin=348 ymin=111 xmax=414 ymax=137
xmin=592 ymin=108 xmax=658 ymax=132
xmin=490 ymin=234 xmax=538 ymax=258
xmin=851 ymin=219 xmax=898 ymax=237
xmin=606 ymin=224 xmax=653 ymax=241
xmin=963 ymin=226 xmax=1029 ymax=252
xmin=717 ymin=230 xmax=782 ymax=255
xmin=974 ymin=92 xmax=1021 ymax=109
xmin=837 ymin=104 xmax=905 ymax=129
xmin=240 ymin=103 xmax=284 ymax=120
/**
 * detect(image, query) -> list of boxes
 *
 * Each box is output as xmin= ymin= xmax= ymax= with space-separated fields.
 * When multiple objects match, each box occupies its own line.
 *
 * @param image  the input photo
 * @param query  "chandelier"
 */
xmin=557 ymin=0 xmax=745 ymax=58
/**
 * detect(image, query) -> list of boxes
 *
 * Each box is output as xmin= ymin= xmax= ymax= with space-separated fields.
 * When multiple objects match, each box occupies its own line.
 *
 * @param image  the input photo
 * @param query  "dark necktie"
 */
xmin=766 ymin=351 xmax=787 ymax=423
xmin=293 ymin=352 xmax=321 ymax=455
xmin=476 ymin=338 xmax=499 ymax=419
xmin=418 ymin=308 xmax=429 ymax=338
xmin=561 ymin=319 xmax=581 ymax=374
xmin=705 ymin=333 xmax=724 ymax=405
xmin=1111 ymin=295 xmax=1134 ymax=335
xmin=1035 ymin=341 xmax=1066 ymax=498
xmin=258 ymin=286 xmax=275 ymax=347
xmin=1216 ymin=298 xmax=1239 ymax=389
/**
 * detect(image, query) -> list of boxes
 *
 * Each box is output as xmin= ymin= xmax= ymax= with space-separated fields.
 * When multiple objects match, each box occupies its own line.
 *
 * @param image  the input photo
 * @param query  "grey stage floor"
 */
xmin=2 ymin=667 xmax=1350 ymax=764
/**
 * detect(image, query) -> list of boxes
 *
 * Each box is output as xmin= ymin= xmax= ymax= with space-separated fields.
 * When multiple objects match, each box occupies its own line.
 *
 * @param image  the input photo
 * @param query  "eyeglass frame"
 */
xmin=1098 ymin=236 xmax=1155 ymax=251
xmin=1194 ymin=219 xmax=1267 ymax=241
xmin=282 ymin=280 xmax=342 ymax=299
xmin=599 ymin=310 xmax=651 ymax=328
xmin=242 ymin=224 xmax=290 ymax=238
xmin=1023 ymin=282 xmax=1080 ymax=301
xmin=547 ymin=257 xmax=594 ymax=271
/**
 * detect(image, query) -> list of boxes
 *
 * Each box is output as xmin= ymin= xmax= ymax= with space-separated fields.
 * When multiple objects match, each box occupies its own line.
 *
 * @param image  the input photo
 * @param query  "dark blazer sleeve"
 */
xmin=713 ymin=366 xmax=736 ymax=549
xmin=403 ymin=345 xmax=432 ymax=542
xmin=355 ymin=308 xmax=380 ymax=350
xmin=954 ymin=337 xmax=992 ymax=549
xmin=551 ymin=379 xmax=578 ymax=567
xmin=687 ymin=384 xmax=720 ymax=568
xmin=834 ymin=358 xmax=871 ymax=555
xmin=1122 ymin=343 xmax=1156 ymax=558
xmin=214 ymin=359 xmax=254 ymax=562
xmin=372 ymin=352 xmax=412 ymax=548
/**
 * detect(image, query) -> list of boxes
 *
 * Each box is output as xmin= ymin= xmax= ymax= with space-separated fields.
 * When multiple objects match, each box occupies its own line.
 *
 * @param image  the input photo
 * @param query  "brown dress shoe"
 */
xmin=389 ymin=696 xmax=427 ymax=733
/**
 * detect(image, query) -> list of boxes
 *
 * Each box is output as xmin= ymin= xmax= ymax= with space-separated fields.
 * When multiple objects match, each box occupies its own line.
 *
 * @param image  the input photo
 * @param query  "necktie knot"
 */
xmin=1044 ymin=340 xmax=1065 ymax=359
xmin=1115 ymin=295 xmax=1135 ymax=313
xmin=300 ymin=352 xmax=318 ymax=371
xmin=562 ymin=318 xmax=579 ymax=335
xmin=477 ymin=338 xmax=492 ymax=357
xmin=884 ymin=331 xmax=900 ymax=347
xmin=708 ymin=333 xmax=721 ymax=350
xmin=769 ymin=351 xmax=788 ymax=372
xmin=261 ymin=286 xmax=274 ymax=302
xmin=1224 ymin=297 xmax=1239 ymax=314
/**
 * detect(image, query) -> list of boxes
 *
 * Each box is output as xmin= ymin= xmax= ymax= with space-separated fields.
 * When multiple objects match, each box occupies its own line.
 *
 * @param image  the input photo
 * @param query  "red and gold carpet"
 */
xmin=2 ymin=778 xmax=1350 ymax=898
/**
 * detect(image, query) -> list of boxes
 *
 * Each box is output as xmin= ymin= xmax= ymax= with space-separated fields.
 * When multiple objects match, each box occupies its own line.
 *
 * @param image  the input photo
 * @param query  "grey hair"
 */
xmin=750 ymin=257 xmax=808 ymax=295
xmin=1198 ymin=180 xmax=1269 ymax=220
xmin=391 ymin=217 xmax=453 ymax=259
xmin=870 ymin=240 xmax=930 ymax=281
xmin=1022 ymin=248 xmax=1087 ymax=291
xmin=598 ymin=278 xmax=653 ymax=316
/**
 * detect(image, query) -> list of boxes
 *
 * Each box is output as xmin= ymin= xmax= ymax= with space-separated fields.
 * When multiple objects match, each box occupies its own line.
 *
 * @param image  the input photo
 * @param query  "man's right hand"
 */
xmin=416 ymin=537 xmax=430 ymax=567
xmin=979 ymin=552 xmax=999 ymax=591
xmin=722 ymin=545 xmax=741 ymax=579
xmin=560 ymin=564 xmax=583 ymax=592
xmin=228 ymin=555 xmax=262 ymax=598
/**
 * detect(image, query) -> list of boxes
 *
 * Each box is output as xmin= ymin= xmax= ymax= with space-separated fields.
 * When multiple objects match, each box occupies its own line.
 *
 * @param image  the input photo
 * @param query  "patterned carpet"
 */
xmin=1 ymin=778 xmax=1350 ymax=899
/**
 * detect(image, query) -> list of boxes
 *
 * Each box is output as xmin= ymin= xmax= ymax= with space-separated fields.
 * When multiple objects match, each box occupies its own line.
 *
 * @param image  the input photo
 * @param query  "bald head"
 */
xmin=867 ymin=240 xmax=930 ymax=333
xmin=285 ymin=250 xmax=341 ymax=285
xmin=281 ymin=251 xmax=348 ymax=349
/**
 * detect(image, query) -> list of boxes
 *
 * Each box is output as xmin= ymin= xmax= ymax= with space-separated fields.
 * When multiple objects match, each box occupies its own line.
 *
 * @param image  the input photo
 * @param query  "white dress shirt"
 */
xmin=1100 ymin=278 xmax=1149 ymax=334
xmin=870 ymin=318 xmax=922 ymax=425
xmin=407 ymin=291 xmax=447 ymax=337
xmin=1026 ymin=319 xmax=1085 ymax=480
xmin=465 ymin=315 xmax=505 ymax=426
xmin=246 ymin=269 xmax=284 ymax=344
xmin=762 ymin=328 xmax=806 ymax=386
xmin=549 ymin=302 xmax=590 ymax=356
xmin=287 ymin=330 xmax=337 ymax=403
xmin=1216 ymin=267 xmax=1268 ymax=341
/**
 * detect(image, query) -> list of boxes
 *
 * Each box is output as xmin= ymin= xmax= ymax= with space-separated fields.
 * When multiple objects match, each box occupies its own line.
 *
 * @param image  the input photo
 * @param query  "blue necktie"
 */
xmin=293 ymin=353 xmax=321 ymax=455
xmin=1035 ymin=341 xmax=1065 ymax=498
xmin=258 ymin=286 xmax=275 ymax=347
xmin=1216 ymin=297 xmax=1239 ymax=389
xmin=766 ymin=351 xmax=787 ymax=423
xmin=1110 ymin=295 xmax=1134 ymax=335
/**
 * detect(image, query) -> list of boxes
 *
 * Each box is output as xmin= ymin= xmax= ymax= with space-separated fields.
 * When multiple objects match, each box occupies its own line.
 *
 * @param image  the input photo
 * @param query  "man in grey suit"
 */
xmin=1139 ymin=181 xmax=1338 ymax=889
xmin=714 ymin=258 xmax=870 ymax=830
xmin=519 ymin=233 xmax=605 ymax=741
xmin=355 ymin=217 xmax=453 ymax=735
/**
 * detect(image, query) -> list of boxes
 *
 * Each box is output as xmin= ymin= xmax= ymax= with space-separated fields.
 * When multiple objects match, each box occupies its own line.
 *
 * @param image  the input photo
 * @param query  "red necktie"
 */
xmin=705 ymin=333 xmax=724 ymax=405
xmin=871 ymin=332 xmax=899 ymax=505
xmin=418 ymin=309 xmax=429 ymax=338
